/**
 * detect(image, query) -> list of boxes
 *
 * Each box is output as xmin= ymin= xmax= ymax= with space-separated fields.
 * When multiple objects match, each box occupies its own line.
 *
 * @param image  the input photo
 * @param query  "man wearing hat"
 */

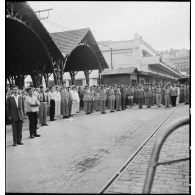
xmin=38 ymin=85 xmax=48 ymax=126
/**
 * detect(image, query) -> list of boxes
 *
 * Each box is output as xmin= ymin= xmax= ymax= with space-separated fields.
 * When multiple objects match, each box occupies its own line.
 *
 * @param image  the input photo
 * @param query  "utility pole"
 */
xmin=111 ymin=47 xmax=113 ymax=69
xmin=34 ymin=8 xmax=53 ymax=20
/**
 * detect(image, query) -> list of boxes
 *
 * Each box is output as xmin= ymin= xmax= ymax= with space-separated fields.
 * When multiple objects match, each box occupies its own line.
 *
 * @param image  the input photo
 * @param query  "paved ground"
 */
xmin=6 ymin=103 xmax=190 ymax=193
xmin=105 ymin=104 xmax=190 ymax=194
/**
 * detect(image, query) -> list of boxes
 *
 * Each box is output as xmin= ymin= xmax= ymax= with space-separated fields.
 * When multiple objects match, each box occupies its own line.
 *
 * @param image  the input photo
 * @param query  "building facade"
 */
xmin=99 ymin=34 xmax=183 ymax=85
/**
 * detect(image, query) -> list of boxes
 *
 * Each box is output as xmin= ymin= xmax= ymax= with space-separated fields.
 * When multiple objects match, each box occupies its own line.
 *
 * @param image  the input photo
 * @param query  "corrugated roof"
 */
xmin=50 ymin=28 xmax=89 ymax=56
xmin=100 ymin=67 xmax=137 ymax=76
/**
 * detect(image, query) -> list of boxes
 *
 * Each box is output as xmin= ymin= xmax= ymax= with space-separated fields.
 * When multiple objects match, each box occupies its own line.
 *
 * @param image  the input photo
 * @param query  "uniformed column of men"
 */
xmin=6 ymin=82 xmax=189 ymax=146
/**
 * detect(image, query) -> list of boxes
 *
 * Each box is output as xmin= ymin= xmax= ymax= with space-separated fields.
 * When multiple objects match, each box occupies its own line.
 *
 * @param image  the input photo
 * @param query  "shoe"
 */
xmin=17 ymin=142 xmax=23 ymax=145
xmin=53 ymin=119 xmax=56 ymax=121
xmin=63 ymin=116 xmax=66 ymax=119
xmin=43 ymin=124 xmax=48 ymax=126
xmin=30 ymin=136 xmax=34 ymax=139
xmin=34 ymin=134 xmax=41 ymax=137
xmin=37 ymin=127 xmax=39 ymax=129
xmin=13 ymin=143 xmax=17 ymax=146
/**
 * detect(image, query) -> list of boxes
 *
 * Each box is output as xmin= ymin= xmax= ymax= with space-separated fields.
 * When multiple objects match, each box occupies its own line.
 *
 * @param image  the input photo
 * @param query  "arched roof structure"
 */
xmin=6 ymin=2 xmax=63 ymax=76
xmin=50 ymin=28 xmax=108 ymax=72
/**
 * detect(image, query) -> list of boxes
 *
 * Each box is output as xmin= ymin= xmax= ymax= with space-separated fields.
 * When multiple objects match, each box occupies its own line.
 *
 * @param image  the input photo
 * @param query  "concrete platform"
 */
xmin=6 ymin=104 xmax=190 ymax=193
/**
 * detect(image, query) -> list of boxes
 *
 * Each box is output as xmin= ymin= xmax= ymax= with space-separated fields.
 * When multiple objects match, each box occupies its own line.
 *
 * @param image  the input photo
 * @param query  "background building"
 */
xmin=99 ymin=34 xmax=183 ymax=85
xmin=159 ymin=49 xmax=190 ymax=76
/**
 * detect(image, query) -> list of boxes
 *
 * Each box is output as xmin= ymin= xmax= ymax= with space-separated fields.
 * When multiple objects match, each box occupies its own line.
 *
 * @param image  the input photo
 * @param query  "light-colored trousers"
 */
xmin=165 ymin=95 xmax=170 ymax=107
xmin=156 ymin=94 xmax=162 ymax=107
xmin=39 ymin=102 xmax=47 ymax=124
xmin=71 ymin=100 xmax=77 ymax=115
xmin=55 ymin=100 xmax=61 ymax=116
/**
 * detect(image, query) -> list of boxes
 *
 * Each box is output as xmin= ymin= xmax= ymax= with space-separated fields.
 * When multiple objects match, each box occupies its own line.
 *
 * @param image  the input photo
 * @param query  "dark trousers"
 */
xmin=121 ymin=96 xmax=126 ymax=110
xmin=171 ymin=96 xmax=177 ymax=107
xmin=11 ymin=120 xmax=23 ymax=144
xmin=27 ymin=112 xmax=38 ymax=136
xmin=50 ymin=99 xmax=55 ymax=120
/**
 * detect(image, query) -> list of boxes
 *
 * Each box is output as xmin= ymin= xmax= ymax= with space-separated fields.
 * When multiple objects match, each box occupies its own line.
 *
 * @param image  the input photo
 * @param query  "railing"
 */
xmin=142 ymin=116 xmax=190 ymax=194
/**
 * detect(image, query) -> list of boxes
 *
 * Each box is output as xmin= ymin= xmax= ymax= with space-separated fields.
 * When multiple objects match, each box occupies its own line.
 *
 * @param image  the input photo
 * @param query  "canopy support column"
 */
xmin=70 ymin=71 xmax=76 ymax=85
xmin=84 ymin=70 xmax=89 ymax=85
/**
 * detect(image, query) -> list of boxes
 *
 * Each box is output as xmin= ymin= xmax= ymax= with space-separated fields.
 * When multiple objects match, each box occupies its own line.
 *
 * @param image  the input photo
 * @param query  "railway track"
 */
xmin=100 ymin=107 xmax=177 ymax=194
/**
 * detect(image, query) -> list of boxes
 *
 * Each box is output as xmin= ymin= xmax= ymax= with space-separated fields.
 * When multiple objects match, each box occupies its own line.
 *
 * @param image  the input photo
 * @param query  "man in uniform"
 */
xmin=83 ymin=85 xmax=91 ymax=114
xmin=156 ymin=84 xmax=162 ymax=107
xmin=121 ymin=85 xmax=127 ymax=110
xmin=39 ymin=85 xmax=48 ymax=126
xmin=60 ymin=83 xmax=70 ymax=119
xmin=114 ymin=84 xmax=121 ymax=111
xmin=99 ymin=85 xmax=107 ymax=114
xmin=107 ymin=85 xmax=115 ymax=112
xmin=137 ymin=84 xmax=145 ymax=109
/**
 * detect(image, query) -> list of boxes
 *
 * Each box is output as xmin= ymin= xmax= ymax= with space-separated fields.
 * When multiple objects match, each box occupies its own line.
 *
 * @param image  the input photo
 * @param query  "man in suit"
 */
xmin=6 ymin=85 xmax=25 ymax=146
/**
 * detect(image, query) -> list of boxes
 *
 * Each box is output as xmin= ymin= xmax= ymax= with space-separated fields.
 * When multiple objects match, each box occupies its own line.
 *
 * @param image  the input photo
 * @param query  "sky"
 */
xmin=28 ymin=2 xmax=190 ymax=51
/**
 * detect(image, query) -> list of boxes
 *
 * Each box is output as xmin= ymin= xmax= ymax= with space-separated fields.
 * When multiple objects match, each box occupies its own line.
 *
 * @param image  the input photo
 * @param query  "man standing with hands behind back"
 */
xmin=6 ymin=85 xmax=25 ymax=146
xmin=25 ymin=87 xmax=41 ymax=138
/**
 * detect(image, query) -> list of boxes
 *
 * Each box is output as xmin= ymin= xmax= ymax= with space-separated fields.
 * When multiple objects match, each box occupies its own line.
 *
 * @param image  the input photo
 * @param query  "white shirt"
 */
xmin=25 ymin=95 xmax=40 ymax=112
xmin=12 ymin=94 xmax=19 ymax=108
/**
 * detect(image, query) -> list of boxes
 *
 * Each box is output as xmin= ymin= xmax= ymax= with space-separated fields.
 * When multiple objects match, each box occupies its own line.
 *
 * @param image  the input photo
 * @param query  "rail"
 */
xmin=142 ymin=116 xmax=190 ymax=194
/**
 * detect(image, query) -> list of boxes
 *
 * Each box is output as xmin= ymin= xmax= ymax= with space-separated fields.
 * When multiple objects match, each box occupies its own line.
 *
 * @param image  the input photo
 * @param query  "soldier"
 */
xmin=93 ymin=86 xmax=100 ymax=111
xmin=137 ymin=85 xmax=145 ymax=109
xmin=107 ymin=85 xmax=115 ymax=112
xmin=156 ymin=84 xmax=162 ymax=107
xmin=145 ymin=84 xmax=152 ymax=108
xmin=129 ymin=86 xmax=134 ymax=107
xmin=121 ymin=85 xmax=127 ymax=110
xmin=75 ymin=87 xmax=80 ymax=113
xmin=164 ymin=85 xmax=170 ymax=107
xmin=38 ymin=85 xmax=48 ymax=126
xmin=48 ymin=86 xmax=56 ymax=121
xmin=99 ymin=85 xmax=107 ymax=114
xmin=60 ymin=84 xmax=70 ymax=119
xmin=114 ymin=84 xmax=121 ymax=111
xmin=161 ymin=84 xmax=165 ymax=105
xmin=184 ymin=83 xmax=189 ymax=104
xmin=69 ymin=86 xmax=77 ymax=116
xmin=54 ymin=86 xmax=61 ymax=117
xmin=170 ymin=83 xmax=178 ymax=107
xmin=83 ymin=85 xmax=91 ymax=114
xmin=89 ymin=86 xmax=94 ymax=114
xmin=176 ymin=84 xmax=180 ymax=105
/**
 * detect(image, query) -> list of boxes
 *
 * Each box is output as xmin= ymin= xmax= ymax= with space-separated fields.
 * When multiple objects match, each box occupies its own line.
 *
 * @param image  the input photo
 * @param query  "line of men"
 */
xmin=6 ymin=82 xmax=189 ymax=146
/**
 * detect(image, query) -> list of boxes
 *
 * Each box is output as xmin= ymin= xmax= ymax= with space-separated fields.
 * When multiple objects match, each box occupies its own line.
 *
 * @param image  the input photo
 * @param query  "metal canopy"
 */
xmin=6 ymin=2 xmax=63 ymax=76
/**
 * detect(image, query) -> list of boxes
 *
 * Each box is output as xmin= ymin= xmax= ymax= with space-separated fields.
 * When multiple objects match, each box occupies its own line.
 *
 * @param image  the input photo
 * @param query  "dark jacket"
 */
xmin=6 ymin=95 xmax=25 ymax=121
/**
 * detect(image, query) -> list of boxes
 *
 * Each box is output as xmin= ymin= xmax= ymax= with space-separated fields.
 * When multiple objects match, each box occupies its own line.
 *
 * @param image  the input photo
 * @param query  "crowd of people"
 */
xmin=6 ymin=81 xmax=190 ymax=146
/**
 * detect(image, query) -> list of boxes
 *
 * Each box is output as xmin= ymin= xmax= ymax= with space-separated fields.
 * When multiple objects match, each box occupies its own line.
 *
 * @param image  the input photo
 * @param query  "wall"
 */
xmin=102 ymin=74 xmax=130 ymax=86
